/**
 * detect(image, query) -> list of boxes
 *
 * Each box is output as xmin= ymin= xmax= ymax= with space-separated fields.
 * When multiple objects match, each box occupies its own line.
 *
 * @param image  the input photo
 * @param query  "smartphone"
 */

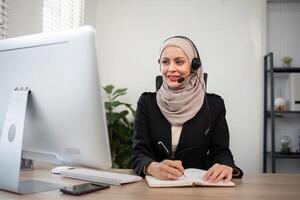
xmin=60 ymin=183 xmax=110 ymax=196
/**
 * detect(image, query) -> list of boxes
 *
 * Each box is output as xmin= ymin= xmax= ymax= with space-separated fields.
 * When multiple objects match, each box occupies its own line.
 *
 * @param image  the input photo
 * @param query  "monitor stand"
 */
xmin=0 ymin=88 xmax=62 ymax=195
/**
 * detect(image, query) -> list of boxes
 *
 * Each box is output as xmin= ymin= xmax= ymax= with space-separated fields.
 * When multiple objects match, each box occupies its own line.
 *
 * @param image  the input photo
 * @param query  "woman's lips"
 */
xmin=167 ymin=75 xmax=180 ymax=82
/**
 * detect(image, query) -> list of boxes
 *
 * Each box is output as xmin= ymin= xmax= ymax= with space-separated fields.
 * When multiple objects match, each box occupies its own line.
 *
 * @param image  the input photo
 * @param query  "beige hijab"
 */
xmin=156 ymin=37 xmax=205 ymax=126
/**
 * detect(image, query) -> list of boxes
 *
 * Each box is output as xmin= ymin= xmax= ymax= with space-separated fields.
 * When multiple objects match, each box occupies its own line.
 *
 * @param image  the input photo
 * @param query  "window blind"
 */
xmin=42 ymin=0 xmax=84 ymax=33
xmin=0 ymin=0 xmax=8 ymax=39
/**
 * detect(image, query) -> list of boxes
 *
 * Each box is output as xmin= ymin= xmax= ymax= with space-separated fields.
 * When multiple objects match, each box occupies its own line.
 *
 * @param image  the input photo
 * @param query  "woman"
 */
xmin=131 ymin=36 xmax=243 ymax=183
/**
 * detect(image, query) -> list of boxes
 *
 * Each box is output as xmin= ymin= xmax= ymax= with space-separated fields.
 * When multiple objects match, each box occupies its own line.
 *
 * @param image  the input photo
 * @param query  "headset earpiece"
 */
xmin=191 ymin=57 xmax=201 ymax=71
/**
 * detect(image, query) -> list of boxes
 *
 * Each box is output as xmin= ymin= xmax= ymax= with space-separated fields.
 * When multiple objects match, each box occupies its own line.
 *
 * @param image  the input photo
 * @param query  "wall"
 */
xmin=84 ymin=0 xmax=98 ymax=28
xmin=7 ymin=0 xmax=96 ymax=37
xmin=7 ymin=0 xmax=43 ymax=38
xmin=96 ymin=0 xmax=266 ymax=173
xmin=268 ymin=1 xmax=300 ymax=67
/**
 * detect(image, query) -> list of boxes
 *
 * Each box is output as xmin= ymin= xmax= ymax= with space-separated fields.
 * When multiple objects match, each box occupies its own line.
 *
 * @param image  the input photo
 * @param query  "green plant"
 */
xmin=282 ymin=56 xmax=292 ymax=64
xmin=103 ymin=85 xmax=135 ymax=168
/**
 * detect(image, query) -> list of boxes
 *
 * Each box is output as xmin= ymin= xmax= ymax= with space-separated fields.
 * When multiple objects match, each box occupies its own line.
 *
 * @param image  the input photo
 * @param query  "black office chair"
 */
xmin=156 ymin=73 xmax=207 ymax=90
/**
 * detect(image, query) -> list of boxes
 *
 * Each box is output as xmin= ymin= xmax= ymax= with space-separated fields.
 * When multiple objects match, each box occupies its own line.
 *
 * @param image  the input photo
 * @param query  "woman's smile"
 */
xmin=167 ymin=75 xmax=181 ymax=82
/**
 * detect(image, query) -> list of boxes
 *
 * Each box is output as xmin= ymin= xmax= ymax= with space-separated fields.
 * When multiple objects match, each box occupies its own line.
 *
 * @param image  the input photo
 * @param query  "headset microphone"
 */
xmin=177 ymin=77 xmax=185 ymax=83
xmin=177 ymin=72 xmax=195 ymax=83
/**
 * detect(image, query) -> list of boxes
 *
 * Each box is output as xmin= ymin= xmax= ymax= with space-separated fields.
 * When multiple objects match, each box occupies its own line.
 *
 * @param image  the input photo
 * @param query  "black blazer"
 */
xmin=131 ymin=92 xmax=243 ymax=178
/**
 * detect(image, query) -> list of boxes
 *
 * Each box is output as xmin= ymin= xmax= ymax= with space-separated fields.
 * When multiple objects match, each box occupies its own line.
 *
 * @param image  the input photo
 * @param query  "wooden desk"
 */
xmin=1 ymin=167 xmax=299 ymax=200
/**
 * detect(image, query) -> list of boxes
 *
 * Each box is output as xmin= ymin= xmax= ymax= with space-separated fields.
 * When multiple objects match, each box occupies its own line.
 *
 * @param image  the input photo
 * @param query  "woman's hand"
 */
xmin=146 ymin=160 xmax=184 ymax=180
xmin=203 ymin=163 xmax=233 ymax=183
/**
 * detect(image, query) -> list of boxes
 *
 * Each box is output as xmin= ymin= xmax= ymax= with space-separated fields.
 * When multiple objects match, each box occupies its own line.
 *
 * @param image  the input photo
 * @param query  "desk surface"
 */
xmin=1 ymin=166 xmax=300 ymax=200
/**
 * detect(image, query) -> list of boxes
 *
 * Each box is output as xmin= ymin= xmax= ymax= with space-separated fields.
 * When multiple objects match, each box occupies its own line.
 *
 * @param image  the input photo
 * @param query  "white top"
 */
xmin=171 ymin=126 xmax=183 ymax=156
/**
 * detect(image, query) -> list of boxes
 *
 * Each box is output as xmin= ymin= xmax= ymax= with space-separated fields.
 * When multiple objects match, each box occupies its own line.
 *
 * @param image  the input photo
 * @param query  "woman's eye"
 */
xmin=162 ymin=60 xmax=169 ymax=65
xmin=176 ymin=60 xmax=184 ymax=65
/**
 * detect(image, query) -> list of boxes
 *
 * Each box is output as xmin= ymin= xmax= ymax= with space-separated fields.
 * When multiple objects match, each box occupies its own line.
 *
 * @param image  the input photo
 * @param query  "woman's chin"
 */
xmin=167 ymin=80 xmax=180 ymax=89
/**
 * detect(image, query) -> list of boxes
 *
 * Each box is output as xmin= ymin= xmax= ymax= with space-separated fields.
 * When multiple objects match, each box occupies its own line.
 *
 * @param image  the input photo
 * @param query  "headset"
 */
xmin=158 ymin=35 xmax=202 ymax=72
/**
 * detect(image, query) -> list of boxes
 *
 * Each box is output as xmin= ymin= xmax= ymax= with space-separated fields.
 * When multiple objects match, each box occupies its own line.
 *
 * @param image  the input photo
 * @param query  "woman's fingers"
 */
xmin=159 ymin=160 xmax=185 ymax=179
xmin=148 ymin=160 xmax=185 ymax=180
xmin=160 ymin=162 xmax=183 ymax=178
xmin=162 ymin=160 xmax=184 ymax=174
xmin=203 ymin=163 xmax=233 ymax=183
xmin=208 ymin=168 xmax=222 ymax=182
xmin=224 ymin=171 xmax=233 ymax=183
xmin=161 ymin=171 xmax=179 ymax=180
xmin=203 ymin=164 xmax=218 ymax=181
xmin=214 ymin=171 xmax=227 ymax=183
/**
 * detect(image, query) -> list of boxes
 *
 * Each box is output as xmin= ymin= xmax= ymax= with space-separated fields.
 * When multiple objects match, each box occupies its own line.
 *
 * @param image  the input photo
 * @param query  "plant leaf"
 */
xmin=107 ymin=111 xmax=129 ymax=124
xmin=112 ymin=92 xmax=127 ymax=100
xmin=110 ymin=101 xmax=122 ymax=108
xmin=104 ymin=101 xmax=112 ymax=111
xmin=103 ymin=85 xmax=114 ymax=94
xmin=124 ymin=103 xmax=136 ymax=116
xmin=112 ymin=88 xmax=127 ymax=96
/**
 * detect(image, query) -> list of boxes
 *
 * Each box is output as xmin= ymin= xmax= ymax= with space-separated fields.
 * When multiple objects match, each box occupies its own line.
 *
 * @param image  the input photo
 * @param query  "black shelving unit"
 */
xmin=266 ymin=152 xmax=300 ymax=159
xmin=263 ymin=52 xmax=300 ymax=173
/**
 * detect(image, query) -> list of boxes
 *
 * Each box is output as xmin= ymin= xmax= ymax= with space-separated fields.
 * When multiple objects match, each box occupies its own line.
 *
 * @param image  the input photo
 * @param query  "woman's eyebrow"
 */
xmin=161 ymin=56 xmax=185 ymax=60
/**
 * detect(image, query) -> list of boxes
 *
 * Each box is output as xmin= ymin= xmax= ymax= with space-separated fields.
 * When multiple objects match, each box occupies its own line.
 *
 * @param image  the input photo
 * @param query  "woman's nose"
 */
xmin=167 ymin=61 xmax=176 ymax=72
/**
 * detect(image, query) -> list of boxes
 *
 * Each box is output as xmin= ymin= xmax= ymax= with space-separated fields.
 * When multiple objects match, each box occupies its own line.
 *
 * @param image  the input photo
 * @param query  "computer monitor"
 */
xmin=0 ymin=26 xmax=112 ymax=174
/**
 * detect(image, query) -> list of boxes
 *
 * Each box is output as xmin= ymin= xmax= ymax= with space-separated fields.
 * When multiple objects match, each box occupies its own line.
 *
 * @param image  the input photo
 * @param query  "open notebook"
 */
xmin=145 ymin=168 xmax=235 ymax=187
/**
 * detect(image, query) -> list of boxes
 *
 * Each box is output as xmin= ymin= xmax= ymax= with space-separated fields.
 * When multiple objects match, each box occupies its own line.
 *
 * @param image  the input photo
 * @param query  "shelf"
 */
xmin=267 ymin=152 xmax=300 ymax=159
xmin=267 ymin=111 xmax=300 ymax=117
xmin=263 ymin=52 xmax=300 ymax=173
xmin=268 ymin=110 xmax=300 ymax=114
xmin=276 ymin=110 xmax=300 ymax=113
xmin=268 ymin=0 xmax=300 ymax=2
xmin=267 ymin=67 xmax=300 ymax=73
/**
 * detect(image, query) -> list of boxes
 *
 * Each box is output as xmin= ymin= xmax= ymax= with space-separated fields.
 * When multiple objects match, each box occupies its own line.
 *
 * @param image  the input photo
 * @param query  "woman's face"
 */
xmin=160 ymin=46 xmax=191 ymax=89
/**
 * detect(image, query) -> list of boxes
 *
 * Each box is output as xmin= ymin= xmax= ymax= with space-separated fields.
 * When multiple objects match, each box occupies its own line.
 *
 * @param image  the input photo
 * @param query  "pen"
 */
xmin=158 ymin=141 xmax=185 ymax=178
xmin=158 ymin=141 xmax=171 ymax=159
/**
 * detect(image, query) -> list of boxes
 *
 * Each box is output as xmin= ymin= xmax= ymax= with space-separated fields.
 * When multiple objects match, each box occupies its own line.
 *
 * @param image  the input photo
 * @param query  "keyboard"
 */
xmin=61 ymin=168 xmax=142 ymax=185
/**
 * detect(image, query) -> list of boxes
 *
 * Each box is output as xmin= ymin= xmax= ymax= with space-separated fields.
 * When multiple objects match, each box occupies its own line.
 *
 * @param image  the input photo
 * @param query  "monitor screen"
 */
xmin=0 ymin=26 xmax=112 ymax=170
